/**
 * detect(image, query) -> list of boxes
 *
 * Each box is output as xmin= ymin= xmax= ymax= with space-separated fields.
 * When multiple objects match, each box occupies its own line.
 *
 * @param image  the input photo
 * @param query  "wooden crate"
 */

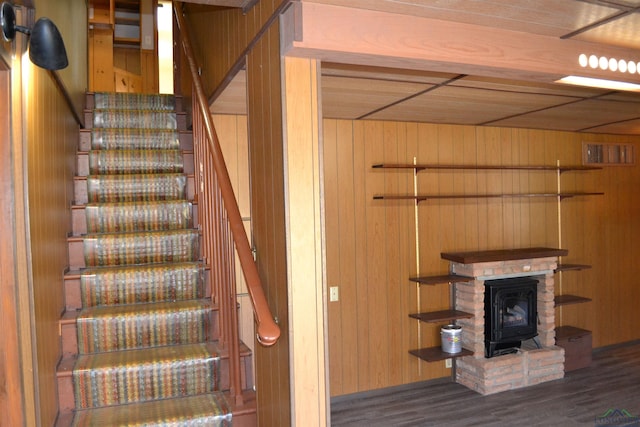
xmin=556 ymin=326 xmax=592 ymax=372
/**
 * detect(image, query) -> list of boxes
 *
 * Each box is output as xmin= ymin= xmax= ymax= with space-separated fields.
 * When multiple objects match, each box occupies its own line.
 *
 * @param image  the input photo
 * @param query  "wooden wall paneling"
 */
xmin=541 ymin=131 xmax=558 ymax=247
xmin=513 ymin=129 xmax=526 ymax=245
xmin=245 ymin=22 xmax=291 ymax=427
xmin=185 ymin=1 xmax=287 ymax=95
xmin=402 ymin=123 xmax=419 ymax=382
xmin=486 ymin=127 xmax=505 ymax=248
xmin=499 ymin=128 xmax=515 ymax=248
xmin=579 ymin=136 xmax=602 ymax=344
xmin=519 ymin=129 xmax=531 ymax=247
xmin=474 ymin=127 xmax=489 ymax=249
xmin=0 ymin=67 xmax=27 ymax=427
xmin=415 ymin=124 xmax=445 ymax=380
xmin=24 ymin=66 xmax=78 ymax=426
xmin=335 ymin=119 xmax=359 ymax=395
xmin=382 ymin=121 xmax=404 ymax=387
xmin=527 ymin=129 xmax=547 ymax=247
xmin=363 ymin=120 xmax=389 ymax=390
xmin=612 ymin=157 xmax=633 ymax=341
xmin=352 ymin=121 xmax=371 ymax=391
xmin=90 ymin=28 xmax=115 ymax=92
xmin=324 ymin=119 xmax=343 ymax=395
xmin=450 ymin=125 xmax=467 ymax=250
xmin=213 ymin=114 xmax=255 ymax=359
xmin=462 ymin=126 xmax=479 ymax=251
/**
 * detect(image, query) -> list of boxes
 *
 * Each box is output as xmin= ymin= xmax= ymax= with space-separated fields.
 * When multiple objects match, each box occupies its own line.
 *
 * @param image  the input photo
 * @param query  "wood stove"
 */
xmin=484 ymin=276 xmax=538 ymax=358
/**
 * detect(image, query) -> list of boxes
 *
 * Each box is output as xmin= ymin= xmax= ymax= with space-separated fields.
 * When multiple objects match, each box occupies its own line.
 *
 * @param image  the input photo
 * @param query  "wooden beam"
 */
xmin=283 ymin=2 xmax=640 ymax=84
xmin=282 ymin=56 xmax=328 ymax=426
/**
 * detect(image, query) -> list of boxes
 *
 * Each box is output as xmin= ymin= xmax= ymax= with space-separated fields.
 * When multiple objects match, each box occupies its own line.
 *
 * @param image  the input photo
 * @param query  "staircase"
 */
xmin=56 ymin=92 xmax=255 ymax=426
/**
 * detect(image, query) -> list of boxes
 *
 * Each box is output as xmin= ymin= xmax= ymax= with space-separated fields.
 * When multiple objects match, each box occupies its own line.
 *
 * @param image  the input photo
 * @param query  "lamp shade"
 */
xmin=1 ymin=1 xmax=16 ymax=41
xmin=29 ymin=17 xmax=68 ymax=70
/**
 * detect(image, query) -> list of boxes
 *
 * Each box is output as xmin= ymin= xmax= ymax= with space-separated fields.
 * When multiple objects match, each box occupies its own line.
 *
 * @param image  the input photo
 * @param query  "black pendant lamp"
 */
xmin=1 ymin=2 xmax=68 ymax=70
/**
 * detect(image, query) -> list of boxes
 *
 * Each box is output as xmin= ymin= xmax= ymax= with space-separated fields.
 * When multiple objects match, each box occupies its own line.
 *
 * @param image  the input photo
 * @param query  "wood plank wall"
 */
xmin=23 ymin=65 xmax=79 ymax=425
xmin=37 ymin=0 xmax=88 ymax=119
xmin=246 ymin=23 xmax=292 ymax=427
xmin=185 ymin=0 xmax=287 ymax=94
xmin=324 ymin=119 xmax=640 ymax=396
xmin=185 ymin=4 xmax=292 ymax=424
xmin=212 ymin=114 xmax=257 ymax=362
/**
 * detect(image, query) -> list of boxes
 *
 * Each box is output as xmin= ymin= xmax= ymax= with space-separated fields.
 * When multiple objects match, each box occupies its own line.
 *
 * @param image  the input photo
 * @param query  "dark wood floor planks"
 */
xmin=330 ymin=342 xmax=640 ymax=426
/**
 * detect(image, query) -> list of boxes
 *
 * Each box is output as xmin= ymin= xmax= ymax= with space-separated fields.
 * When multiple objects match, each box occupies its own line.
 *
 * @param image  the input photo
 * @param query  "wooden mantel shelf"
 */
xmin=372 ymin=163 xmax=601 ymax=172
xmin=441 ymin=247 xmax=568 ymax=264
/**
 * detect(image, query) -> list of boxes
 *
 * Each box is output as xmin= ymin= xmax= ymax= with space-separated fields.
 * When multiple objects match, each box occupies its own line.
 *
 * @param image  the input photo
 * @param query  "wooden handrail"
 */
xmin=174 ymin=3 xmax=280 ymax=346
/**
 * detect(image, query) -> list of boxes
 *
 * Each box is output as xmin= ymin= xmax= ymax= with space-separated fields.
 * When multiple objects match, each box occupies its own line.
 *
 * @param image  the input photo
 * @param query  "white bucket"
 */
xmin=441 ymin=324 xmax=462 ymax=353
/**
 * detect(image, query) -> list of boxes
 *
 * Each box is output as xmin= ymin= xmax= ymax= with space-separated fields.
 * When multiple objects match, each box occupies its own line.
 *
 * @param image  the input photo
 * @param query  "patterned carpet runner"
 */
xmin=93 ymin=110 xmax=178 ymax=130
xmin=73 ymin=343 xmax=220 ymax=408
xmin=91 ymin=128 xmax=179 ymax=150
xmin=84 ymin=200 xmax=193 ymax=233
xmin=86 ymin=173 xmax=187 ymax=203
xmin=88 ymin=149 xmax=183 ymax=174
xmin=76 ymin=300 xmax=210 ymax=353
xmin=83 ymin=229 xmax=199 ymax=266
xmin=72 ymin=393 xmax=231 ymax=427
xmin=69 ymin=92 xmax=230 ymax=425
xmin=93 ymin=92 xmax=176 ymax=111
xmin=79 ymin=262 xmax=204 ymax=307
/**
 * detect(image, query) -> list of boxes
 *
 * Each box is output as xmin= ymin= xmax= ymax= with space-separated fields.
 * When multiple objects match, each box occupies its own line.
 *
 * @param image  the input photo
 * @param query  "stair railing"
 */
xmin=174 ymin=2 xmax=281 ymax=404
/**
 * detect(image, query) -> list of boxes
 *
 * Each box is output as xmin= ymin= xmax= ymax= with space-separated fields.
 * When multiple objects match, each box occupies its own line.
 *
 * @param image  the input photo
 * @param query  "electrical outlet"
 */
xmin=330 ymin=286 xmax=339 ymax=302
xmin=445 ymin=358 xmax=452 ymax=368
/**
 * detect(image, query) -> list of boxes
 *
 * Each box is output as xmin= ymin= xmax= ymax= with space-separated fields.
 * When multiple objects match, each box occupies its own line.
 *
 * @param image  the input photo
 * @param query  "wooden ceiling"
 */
xmin=211 ymin=0 xmax=640 ymax=135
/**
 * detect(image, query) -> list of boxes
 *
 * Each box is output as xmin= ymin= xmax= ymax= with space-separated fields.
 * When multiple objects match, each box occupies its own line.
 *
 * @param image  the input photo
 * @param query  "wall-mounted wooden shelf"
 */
xmin=555 ymin=263 xmax=591 ymax=272
xmin=409 ymin=309 xmax=473 ymax=323
xmin=555 ymin=294 xmax=592 ymax=306
xmin=372 ymin=163 xmax=601 ymax=172
xmin=408 ymin=274 xmax=474 ymax=285
xmin=374 ymin=192 xmax=604 ymax=202
xmin=409 ymin=347 xmax=473 ymax=362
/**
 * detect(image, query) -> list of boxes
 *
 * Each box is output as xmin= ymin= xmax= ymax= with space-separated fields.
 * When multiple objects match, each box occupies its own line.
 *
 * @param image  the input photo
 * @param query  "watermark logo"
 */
xmin=595 ymin=409 xmax=640 ymax=426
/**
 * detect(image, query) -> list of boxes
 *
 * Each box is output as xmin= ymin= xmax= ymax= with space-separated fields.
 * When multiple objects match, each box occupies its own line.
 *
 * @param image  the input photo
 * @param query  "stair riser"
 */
xmin=68 ymin=237 xmax=199 ymax=270
xmin=71 ymin=202 xmax=198 ymax=236
xmin=73 ymin=359 xmax=219 ymax=409
xmin=85 ymin=93 xmax=184 ymax=112
xmin=63 ymin=267 xmax=210 ymax=311
xmin=78 ymin=129 xmax=193 ymax=151
xmin=73 ymin=175 xmax=195 ymax=205
xmin=56 ymin=353 xmax=251 ymax=417
xmin=77 ymin=151 xmax=195 ymax=176
xmin=61 ymin=310 xmax=219 ymax=358
xmin=83 ymin=110 xmax=187 ymax=131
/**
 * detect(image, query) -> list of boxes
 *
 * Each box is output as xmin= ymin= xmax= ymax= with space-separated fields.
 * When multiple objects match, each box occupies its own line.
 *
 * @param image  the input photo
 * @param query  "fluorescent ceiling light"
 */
xmin=556 ymin=75 xmax=640 ymax=92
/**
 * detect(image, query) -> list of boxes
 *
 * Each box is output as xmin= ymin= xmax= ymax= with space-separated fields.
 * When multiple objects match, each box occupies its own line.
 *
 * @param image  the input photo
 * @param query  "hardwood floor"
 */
xmin=330 ymin=342 xmax=640 ymax=426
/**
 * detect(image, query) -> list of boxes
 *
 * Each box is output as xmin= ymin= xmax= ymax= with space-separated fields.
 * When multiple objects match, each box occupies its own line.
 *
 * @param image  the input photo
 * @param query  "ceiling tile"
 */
xmin=321 ymin=76 xmax=432 ymax=119
xmin=490 ymin=99 xmax=640 ymax=131
xmin=574 ymin=13 xmax=640 ymax=49
xmin=366 ymin=86 xmax=578 ymax=125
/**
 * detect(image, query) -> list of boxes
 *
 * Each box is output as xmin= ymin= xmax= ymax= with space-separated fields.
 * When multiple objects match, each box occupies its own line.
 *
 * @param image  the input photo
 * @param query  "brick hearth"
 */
xmin=443 ymin=250 xmax=566 ymax=395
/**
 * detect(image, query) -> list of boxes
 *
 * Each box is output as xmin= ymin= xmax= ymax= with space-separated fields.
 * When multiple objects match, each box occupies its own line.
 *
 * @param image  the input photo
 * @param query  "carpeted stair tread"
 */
xmin=93 ymin=109 xmax=177 ymax=130
xmin=73 ymin=343 xmax=221 ymax=409
xmin=71 ymin=393 xmax=232 ymax=426
xmin=86 ymin=173 xmax=187 ymax=203
xmin=79 ymin=262 xmax=204 ymax=307
xmin=77 ymin=300 xmax=211 ymax=353
xmin=84 ymin=200 xmax=192 ymax=233
xmin=93 ymin=92 xmax=176 ymax=111
xmin=88 ymin=149 xmax=184 ymax=174
xmin=83 ymin=229 xmax=199 ymax=267
xmin=90 ymin=128 xmax=179 ymax=150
